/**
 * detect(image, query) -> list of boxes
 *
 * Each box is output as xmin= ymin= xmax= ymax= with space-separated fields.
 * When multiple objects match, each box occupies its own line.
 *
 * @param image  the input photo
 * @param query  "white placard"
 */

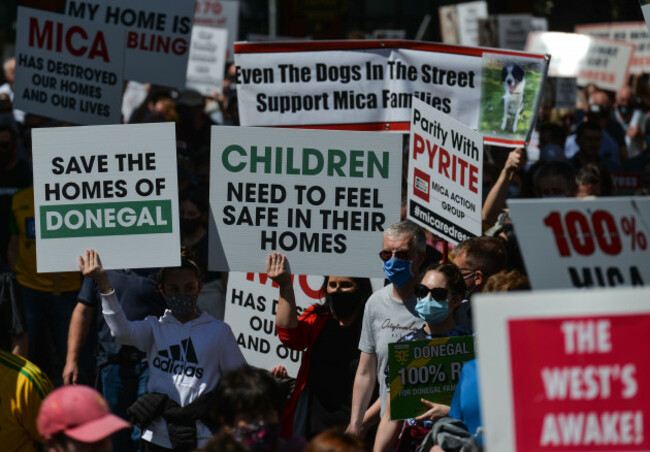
xmin=456 ymin=1 xmax=489 ymax=47
xmin=13 ymin=7 xmax=124 ymax=125
xmin=407 ymin=98 xmax=483 ymax=245
xmin=193 ymin=0 xmax=239 ymax=60
xmin=208 ymin=126 xmax=402 ymax=277
xmin=497 ymin=14 xmax=533 ymax=50
xmin=185 ymin=26 xmax=227 ymax=96
xmin=32 ymin=123 xmax=180 ymax=272
xmin=553 ymin=77 xmax=577 ymax=110
xmin=507 ymin=197 xmax=650 ymax=290
xmin=65 ymin=0 xmax=195 ymax=88
xmin=576 ymin=22 xmax=650 ymax=74
xmin=234 ymin=41 xmax=548 ymax=147
xmin=224 ymin=271 xmax=319 ymax=376
xmin=526 ymin=31 xmax=634 ymax=91
xmin=475 ymin=287 xmax=650 ymax=452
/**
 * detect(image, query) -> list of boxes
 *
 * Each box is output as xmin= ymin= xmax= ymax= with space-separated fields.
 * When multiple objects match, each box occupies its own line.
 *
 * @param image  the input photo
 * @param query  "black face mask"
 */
xmin=326 ymin=292 xmax=363 ymax=320
xmin=180 ymin=217 xmax=202 ymax=234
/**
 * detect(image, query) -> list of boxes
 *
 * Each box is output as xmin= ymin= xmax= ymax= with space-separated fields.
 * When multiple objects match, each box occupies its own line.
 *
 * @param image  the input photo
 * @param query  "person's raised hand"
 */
xmin=266 ymin=252 xmax=291 ymax=286
xmin=78 ymin=249 xmax=111 ymax=290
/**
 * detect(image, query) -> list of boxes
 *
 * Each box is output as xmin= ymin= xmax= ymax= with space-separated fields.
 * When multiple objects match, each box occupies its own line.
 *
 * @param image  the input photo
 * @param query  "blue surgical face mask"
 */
xmin=415 ymin=296 xmax=450 ymax=324
xmin=383 ymin=258 xmax=413 ymax=287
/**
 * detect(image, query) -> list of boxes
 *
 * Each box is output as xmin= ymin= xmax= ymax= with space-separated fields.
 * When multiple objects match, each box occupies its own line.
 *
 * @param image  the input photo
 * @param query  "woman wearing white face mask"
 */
xmin=375 ymin=263 xmax=470 ymax=452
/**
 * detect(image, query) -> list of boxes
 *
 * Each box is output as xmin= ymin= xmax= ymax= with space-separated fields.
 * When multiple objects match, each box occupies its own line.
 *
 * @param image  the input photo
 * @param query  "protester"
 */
xmin=0 ymin=348 xmax=53 ymax=451
xmin=78 ymin=249 xmax=246 ymax=451
xmin=180 ymin=189 xmax=227 ymax=320
xmin=575 ymin=162 xmax=613 ymax=197
xmin=63 ymin=267 xmax=166 ymax=452
xmin=450 ymin=236 xmax=507 ymax=332
xmin=0 ymin=57 xmax=25 ymax=123
xmin=347 ymin=221 xmax=426 ymax=438
xmin=266 ymin=253 xmax=374 ymax=439
xmin=569 ymin=121 xmax=619 ymax=172
xmin=374 ymin=263 xmax=471 ymax=452
xmin=532 ymin=160 xmax=577 ymax=198
xmin=8 ymin=185 xmax=81 ymax=385
xmin=211 ymin=365 xmax=290 ymax=452
xmin=614 ymin=85 xmax=644 ymax=160
xmin=446 ymin=269 xmax=530 ymax=449
xmin=0 ymin=123 xmax=31 ymax=264
xmin=37 ymin=384 xmax=131 ymax=452
xmin=306 ymin=428 xmax=370 ymax=452
xmin=481 ymin=147 xmax=525 ymax=226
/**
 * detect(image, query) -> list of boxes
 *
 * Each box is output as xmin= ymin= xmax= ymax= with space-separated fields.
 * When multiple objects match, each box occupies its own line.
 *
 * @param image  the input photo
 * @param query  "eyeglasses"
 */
xmin=414 ymin=284 xmax=448 ymax=301
xmin=378 ymin=250 xmax=411 ymax=261
xmin=457 ymin=267 xmax=477 ymax=280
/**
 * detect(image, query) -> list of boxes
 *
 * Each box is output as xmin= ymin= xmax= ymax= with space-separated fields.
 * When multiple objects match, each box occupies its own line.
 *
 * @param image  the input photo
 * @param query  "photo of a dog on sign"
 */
xmin=501 ymin=64 xmax=525 ymax=132
xmin=478 ymin=54 xmax=546 ymax=142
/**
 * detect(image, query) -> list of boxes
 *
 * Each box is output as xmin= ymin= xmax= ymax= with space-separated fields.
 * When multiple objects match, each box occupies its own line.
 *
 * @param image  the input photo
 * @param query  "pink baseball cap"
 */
xmin=37 ymin=385 xmax=131 ymax=443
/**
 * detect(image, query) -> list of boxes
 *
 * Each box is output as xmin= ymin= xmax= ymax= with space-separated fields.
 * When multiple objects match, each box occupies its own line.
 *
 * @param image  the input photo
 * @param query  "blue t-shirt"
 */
xmin=449 ymin=359 xmax=482 ymax=445
xmin=79 ymin=269 xmax=165 ymax=364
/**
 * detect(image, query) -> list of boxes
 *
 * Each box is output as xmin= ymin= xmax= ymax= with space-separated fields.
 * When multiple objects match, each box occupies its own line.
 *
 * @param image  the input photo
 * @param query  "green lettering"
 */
xmin=327 ymin=149 xmax=346 ymax=177
xmin=250 ymin=145 xmax=272 ymax=173
xmin=222 ymin=144 xmax=247 ymax=172
xmin=349 ymin=150 xmax=364 ymax=178
xmin=368 ymin=151 xmax=389 ymax=179
xmin=302 ymin=148 xmax=324 ymax=175
xmin=286 ymin=147 xmax=300 ymax=175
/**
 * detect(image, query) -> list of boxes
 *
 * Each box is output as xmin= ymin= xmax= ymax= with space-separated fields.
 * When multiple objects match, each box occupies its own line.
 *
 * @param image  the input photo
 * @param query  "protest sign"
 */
xmin=439 ymin=1 xmax=488 ymax=47
xmin=208 ymin=126 xmax=401 ymax=277
xmin=234 ymin=40 xmax=548 ymax=147
xmin=32 ymin=123 xmax=180 ymax=272
xmin=643 ymin=0 xmax=650 ymax=36
xmin=507 ymin=197 xmax=650 ymax=290
xmin=497 ymin=14 xmax=535 ymax=50
xmin=475 ymin=287 xmax=650 ymax=452
xmin=388 ymin=336 xmax=474 ymax=420
xmin=224 ymin=271 xmax=319 ymax=376
xmin=65 ymin=0 xmax=195 ymax=87
xmin=407 ymin=98 xmax=483 ymax=245
xmin=193 ymin=0 xmax=239 ymax=60
xmin=13 ymin=7 xmax=124 ymax=125
xmin=226 ymin=271 xmax=385 ymax=375
xmin=185 ymin=26 xmax=227 ymax=96
xmin=576 ymin=22 xmax=650 ymax=74
xmin=612 ymin=172 xmax=643 ymax=195
xmin=552 ymin=77 xmax=577 ymax=110
xmin=526 ymin=32 xmax=634 ymax=92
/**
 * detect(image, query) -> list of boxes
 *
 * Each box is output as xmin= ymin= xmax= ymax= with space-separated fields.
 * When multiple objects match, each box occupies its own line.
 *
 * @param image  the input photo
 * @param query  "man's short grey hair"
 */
xmin=384 ymin=220 xmax=426 ymax=255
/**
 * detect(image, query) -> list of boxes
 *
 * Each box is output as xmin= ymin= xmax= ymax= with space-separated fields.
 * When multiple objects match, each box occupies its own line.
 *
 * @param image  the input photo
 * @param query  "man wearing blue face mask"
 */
xmin=347 ymin=221 xmax=427 ymax=440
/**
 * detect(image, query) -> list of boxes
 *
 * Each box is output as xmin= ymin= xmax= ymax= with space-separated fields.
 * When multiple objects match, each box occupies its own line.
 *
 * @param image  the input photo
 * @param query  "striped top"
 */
xmin=0 ymin=349 xmax=53 ymax=451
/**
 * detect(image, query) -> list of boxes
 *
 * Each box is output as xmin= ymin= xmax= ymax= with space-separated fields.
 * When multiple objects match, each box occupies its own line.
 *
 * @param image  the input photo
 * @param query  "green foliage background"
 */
xmin=478 ymin=67 xmax=542 ymax=141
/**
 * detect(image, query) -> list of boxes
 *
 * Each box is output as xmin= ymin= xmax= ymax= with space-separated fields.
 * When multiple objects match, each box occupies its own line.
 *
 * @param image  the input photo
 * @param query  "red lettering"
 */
xmin=298 ymin=276 xmax=321 ymax=299
xmin=439 ymin=147 xmax=450 ymax=178
xmin=66 ymin=26 xmax=88 ymax=57
xmin=29 ymin=17 xmax=53 ymax=49
xmin=469 ymin=164 xmax=479 ymax=194
xmin=413 ymin=133 xmax=425 ymax=159
xmin=458 ymin=158 xmax=468 ymax=186
xmin=88 ymin=31 xmax=109 ymax=62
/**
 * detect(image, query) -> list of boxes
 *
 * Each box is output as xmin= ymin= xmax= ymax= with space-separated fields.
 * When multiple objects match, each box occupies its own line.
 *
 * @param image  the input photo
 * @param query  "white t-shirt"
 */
xmin=358 ymin=284 xmax=425 ymax=415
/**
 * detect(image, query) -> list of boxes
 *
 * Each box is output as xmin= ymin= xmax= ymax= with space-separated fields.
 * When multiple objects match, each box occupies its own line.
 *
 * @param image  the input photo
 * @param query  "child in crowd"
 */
xmin=78 ymin=249 xmax=246 ymax=452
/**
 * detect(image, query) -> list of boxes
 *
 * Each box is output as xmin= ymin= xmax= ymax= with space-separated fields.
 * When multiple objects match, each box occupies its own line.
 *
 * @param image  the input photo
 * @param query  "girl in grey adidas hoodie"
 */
xmin=79 ymin=249 xmax=246 ymax=451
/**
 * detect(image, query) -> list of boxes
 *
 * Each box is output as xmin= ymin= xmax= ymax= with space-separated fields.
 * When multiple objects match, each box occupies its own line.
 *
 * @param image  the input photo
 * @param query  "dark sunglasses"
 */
xmin=378 ymin=250 xmax=411 ymax=261
xmin=414 ymin=284 xmax=448 ymax=301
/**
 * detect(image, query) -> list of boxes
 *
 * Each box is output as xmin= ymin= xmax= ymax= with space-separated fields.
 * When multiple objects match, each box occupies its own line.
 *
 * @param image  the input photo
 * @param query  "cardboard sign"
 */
xmin=526 ymin=32 xmax=634 ymax=92
xmin=475 ymin=287 xmax=650 ymax=452
xmin=208 ymin=126 xmax=402 ymax=277
xmin=185 ymin=26 xmax=227 ymax=96
xmin=507 ymin=198 xmax=650 ymax=290
xmin=193 ymin=0 xmax=239 ymax=60
xmin=224 ymin=271 xmax=320 ymax=376
xmin=65 ymin=0 xmax=195 ymax=87
xmin=407 ymin=98 xmax=483 ymax=245
xmin=439 ymin=1 xmax=488 ymax=46
xmin=234 ymin=40 xmax=548 ymax=147
xmin=576 ymin=22 xmax=650 ymax=74
xmin=32 ymin=123 xmax=180 ymax=272
xmin=14 ymin=7 xmax=124 ymax=125
xmin=388 ymin=336 xmax=474 ymax=420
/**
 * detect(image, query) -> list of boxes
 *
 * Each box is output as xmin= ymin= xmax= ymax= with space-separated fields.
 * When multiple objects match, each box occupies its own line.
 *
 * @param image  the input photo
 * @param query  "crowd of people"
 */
xmin=0 ymin=34 xmax=649 ymax=452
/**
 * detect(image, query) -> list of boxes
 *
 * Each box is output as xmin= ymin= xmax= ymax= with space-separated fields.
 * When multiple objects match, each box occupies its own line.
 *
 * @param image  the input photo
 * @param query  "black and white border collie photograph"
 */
xmin=501 ymin=64 xmax=526 ymax=133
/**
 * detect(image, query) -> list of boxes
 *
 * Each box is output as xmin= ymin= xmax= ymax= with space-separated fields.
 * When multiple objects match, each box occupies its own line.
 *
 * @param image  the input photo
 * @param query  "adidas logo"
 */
xmin=153 ymin=338 xmax=204 ymax=378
